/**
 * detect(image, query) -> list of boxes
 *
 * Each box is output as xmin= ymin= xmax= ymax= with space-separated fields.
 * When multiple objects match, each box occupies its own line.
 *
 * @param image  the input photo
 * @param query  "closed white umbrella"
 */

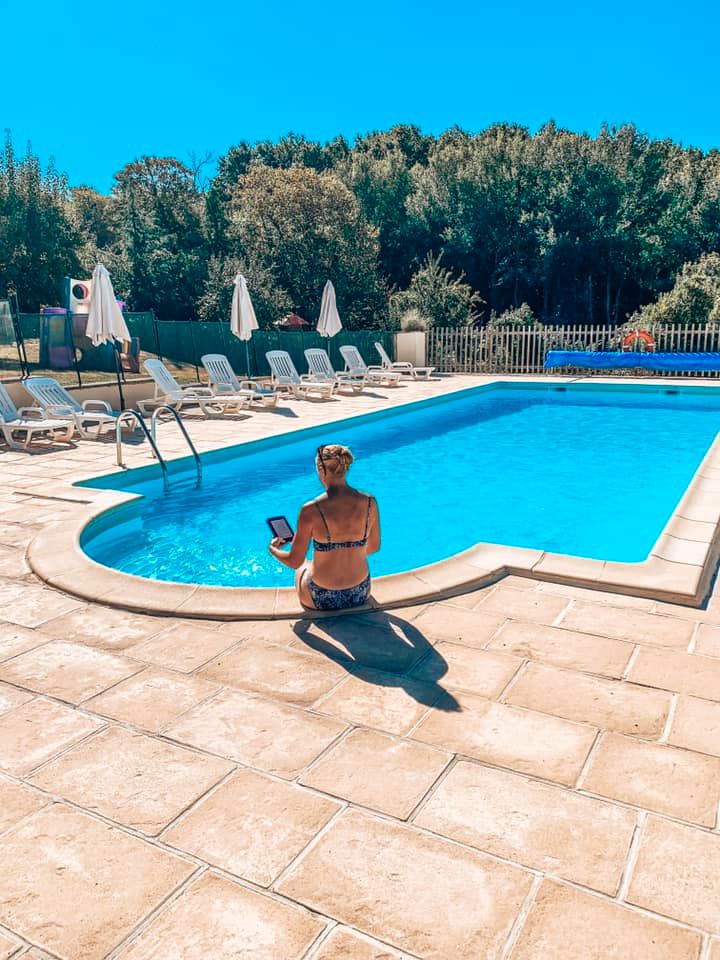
xmin=317 ymin=280 xmax=342 ymax=338
xmin=87 ymin=264 xmax=130 ymax=345
xmin=230 ymin=273 xmax=258 ymax=374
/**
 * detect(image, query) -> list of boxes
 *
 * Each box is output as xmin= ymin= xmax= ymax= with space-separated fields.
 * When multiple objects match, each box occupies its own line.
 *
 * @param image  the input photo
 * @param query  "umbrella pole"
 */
xmin=245 ymin=342 xmax=251 ymax=378
xmin=114 ymin=344 xmax=126 ymax=411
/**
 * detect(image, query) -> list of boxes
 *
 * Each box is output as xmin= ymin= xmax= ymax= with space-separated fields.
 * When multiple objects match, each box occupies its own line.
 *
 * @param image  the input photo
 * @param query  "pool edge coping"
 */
xmin=27 ymin=376 xmax=720 ymax=618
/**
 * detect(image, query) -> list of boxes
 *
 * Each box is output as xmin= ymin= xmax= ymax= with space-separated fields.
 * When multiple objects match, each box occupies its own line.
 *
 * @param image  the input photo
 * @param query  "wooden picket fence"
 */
xmin=427 ymin=325 xmax=720 ymax=378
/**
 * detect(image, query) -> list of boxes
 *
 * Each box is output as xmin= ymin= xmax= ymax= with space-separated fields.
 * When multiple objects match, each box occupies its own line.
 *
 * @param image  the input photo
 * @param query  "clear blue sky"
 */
xmin=5 ymin=0 xmax=719 ymax=192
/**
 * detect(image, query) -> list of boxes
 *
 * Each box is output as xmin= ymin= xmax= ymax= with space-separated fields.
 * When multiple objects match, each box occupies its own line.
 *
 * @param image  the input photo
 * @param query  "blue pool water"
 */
xmin=80 ymin=383 xmax=720 ymax=586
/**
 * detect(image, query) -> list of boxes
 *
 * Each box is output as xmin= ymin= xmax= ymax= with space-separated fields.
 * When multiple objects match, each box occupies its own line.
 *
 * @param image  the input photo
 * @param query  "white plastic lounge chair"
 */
xmin=375 ymin=341 xmax=435 ymax=379
xmin=201 ymin=354 xmax=278 ymax=408
xmin=138 ymin=360 xmax=249 ymax=417
xmin=339 ymin=345 xmax=401 ymax=387
xmin=304 ymin=348 xmax=365 ymax=394
xmin=265 ymin=351 xmax=335 ymax=400
xmin=23 ymin=377 xmax=119 ymax=439
xmin=0 ymin=383 xmax=74 ymax=450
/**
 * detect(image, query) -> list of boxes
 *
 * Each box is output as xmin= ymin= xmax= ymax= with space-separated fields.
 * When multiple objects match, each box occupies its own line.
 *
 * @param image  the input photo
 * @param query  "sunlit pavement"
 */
xmin=0 ymin=374 xmax=718 ymax=959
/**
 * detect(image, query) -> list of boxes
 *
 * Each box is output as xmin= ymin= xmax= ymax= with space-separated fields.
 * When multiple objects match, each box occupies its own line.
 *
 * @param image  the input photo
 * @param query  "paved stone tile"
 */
xmin=505 ymin=662 xmax=671 ymax=737
xmin=164 ymin=768 xmax=339 ymax=886
xmin=560 ymin=602 xmax=694 ymax=649
xmin=627 ymin=815 xmax=720 ymax=935
xmin=0 ymin=523 xmax=40 ymax=548
xmin=312 ymin=928 xmax=409 ymax=959
xmin=478 ymin=586 xmax=568 ymax=625
xmin=0 ymin=547 xmax=30 ymax=579
xmin=629 ymin=647 xmax=720 ymax=700
xmin=86 ymin=666 xmax=220 ymax=732
xmin=0 ymin=698 xmax=101 ymax=775
xmin=0 ymin=640 xmax=142 ymax=705
xmin=0 ymin=932 xmax=20 ymax=960
xmin=583 ymin=732 xmax=720 ymax=826
xmin=314 ymin=668 xmax=441 ymax=735
xmin=0 ymin=775 xmax=49 ymax=834
xmin=413 ymin=691 xmax=596 ymax=786
xmin=695 ymin=623 xmax=720 ymax=657
xmin=115 ymin=872 xmax=325 ymax=959
xmin=38 ymin=605 xmax=164 ymax=651
xmin=410 ymin=604 xmax=505 ymax=646
xmin=217 ymin=618 xmax=307 ymax=644
xmin=0 ymin=803 xmax=193 ymax=960
xmin=534 ymin=581 xmax=654 ymax=609
xmin=199 ymin=638 xmax=346 ymax=707
xmin=409 ymin=642 xmax=522 ymax=697
xmin=0 ymin=680 xmax=33 ymax=716
xmin=32 ymin=726 xmax=232 ymax=836
xmin=416 ymin=761 xmax=636 ymax=896
xmin=488 ymin=621 xmax=633 ymax=678
xmin=278 ymin=809 xmax=532 ymax=960
xmin=0 ymin=583 xmax=82 ymax=629
xmin=300 ymin=728 xmax=450 ymax=818
xmin=510 ymin=879 xmax=701 ymax=960
xmin=130 ymin=621 xmax=237 ymax=672
xmin=710 ymin=940 xmax=720 ymax=960
xmin=668 ymin=695 xmax=720 ymax=757
xmin=292 ymin=615 xmax=431 ymax=673
xmin=0 ymin=623 xmax=47 ymax=662
xmin=165 ymin=688 xmax=347 ymax=778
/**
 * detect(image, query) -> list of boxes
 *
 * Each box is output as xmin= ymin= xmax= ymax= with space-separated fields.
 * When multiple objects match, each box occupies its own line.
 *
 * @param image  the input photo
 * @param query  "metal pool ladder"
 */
xmin=115 ymin=407 xmax=202 ymax=491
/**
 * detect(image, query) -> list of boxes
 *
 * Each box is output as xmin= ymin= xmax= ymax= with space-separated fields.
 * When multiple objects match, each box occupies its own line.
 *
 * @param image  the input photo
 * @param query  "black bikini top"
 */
xmin=313 ymin=496 xmax=372 ymax=552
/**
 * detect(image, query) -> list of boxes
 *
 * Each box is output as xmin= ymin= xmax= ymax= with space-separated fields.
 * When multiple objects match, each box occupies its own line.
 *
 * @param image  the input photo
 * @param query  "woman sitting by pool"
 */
xmin=268 ymin=443 xmax=380 ymax=610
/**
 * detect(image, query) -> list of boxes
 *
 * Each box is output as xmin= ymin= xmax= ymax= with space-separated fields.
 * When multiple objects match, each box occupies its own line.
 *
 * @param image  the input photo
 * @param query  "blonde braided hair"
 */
xmin=316 ymin=443 xmax=353 ymax=477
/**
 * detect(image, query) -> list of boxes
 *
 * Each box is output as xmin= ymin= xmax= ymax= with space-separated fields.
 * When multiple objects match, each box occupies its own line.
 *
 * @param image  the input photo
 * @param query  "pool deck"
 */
xmin=0 ymin=374 xmax=719 ymax=958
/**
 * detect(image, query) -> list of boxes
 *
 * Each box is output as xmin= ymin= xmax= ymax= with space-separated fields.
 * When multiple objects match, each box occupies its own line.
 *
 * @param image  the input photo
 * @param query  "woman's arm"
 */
xmin=269 ymin=504 xmax=314 ymax=570
xmin=366 ymin=497 xmax=381 ymax=556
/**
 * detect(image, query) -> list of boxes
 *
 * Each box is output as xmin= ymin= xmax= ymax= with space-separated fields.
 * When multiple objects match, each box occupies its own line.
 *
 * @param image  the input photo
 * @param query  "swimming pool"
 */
xmin=79 ymin=382 xmax=720 ymax=588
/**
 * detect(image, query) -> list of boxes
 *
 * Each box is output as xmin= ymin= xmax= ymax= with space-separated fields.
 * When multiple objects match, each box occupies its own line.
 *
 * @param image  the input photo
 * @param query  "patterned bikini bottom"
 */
xmin=306 ymin=574 xmax=371 ymax=611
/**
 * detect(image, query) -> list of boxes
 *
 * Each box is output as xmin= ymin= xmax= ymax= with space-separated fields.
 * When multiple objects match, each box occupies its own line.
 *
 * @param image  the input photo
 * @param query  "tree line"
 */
xmin=1 ymin=123 xmax=719 ymax=328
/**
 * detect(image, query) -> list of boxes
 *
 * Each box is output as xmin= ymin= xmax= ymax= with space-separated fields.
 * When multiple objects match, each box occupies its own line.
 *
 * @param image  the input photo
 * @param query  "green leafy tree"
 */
xmin=196 ymin=256 xmax=292 ymax=326
xmin=390 ymin=253 xmax=483 ymax=328
xmin=629 ymin=254 xmax=720 ymax=327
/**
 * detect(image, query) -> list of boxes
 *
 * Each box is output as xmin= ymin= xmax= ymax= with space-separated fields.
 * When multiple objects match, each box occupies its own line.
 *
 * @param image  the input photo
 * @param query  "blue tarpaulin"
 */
xmin=544 ymin=351 xmax=720 ymax=371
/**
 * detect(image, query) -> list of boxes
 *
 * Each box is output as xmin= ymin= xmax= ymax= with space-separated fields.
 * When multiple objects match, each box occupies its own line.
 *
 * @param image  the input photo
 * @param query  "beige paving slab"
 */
xmin=560 ymin=601 xmax=695 ymax=649
xmin=0 ymin=803 xmax=194 ymax=960
xmin=164 ymin=767 xmax=339 ymax=886
xmin=629 ymin=647 xmax=720 ymax=700
xmin=409 ymin=641 xmax=522 ymax=698
xmin=0 ymin=548 xmax=30 ymax=579
xmin=668 ymin=695 xmax=720 ymax=756
xmin=0 ymin=698 xmax=102 ymax=776
xmin=488 ymin=620 xmax=633 ymax=678
xmin=477 ymin=585 xmax=568 ymax=625
xmin=129 ymin=621 xmax=237 ymax=672
xmin=31 ymin=725 xmax=232 ymax=836
xmin=0 ymin=932 xmax=21 ymax=960
xmin=115 ymin=872 xmax=325 ymax=960
xmin=416 ymin=760 xmax=637 ymax=896
xmin=278 ymin=808 xmax=533 ymax=960
xmin=86 ymin=666 xmax=220 ymax=732
xmin=0 ymin=522 xmax=41 ymax=548
xmin=583 ymin=732 xmax=720 ymax=826
xmin=313 ymin=668 xmax=441 ymax=735
xmin=695 ymin=623 xmax=720 ymax=657
xmin=0 ymin=583 xmax=83 ymax=629
xmin=199 ymin=638 xmax=346 ymax=707
xmin=412 ymin=692 xmax=596 ymax=786
xmin=0 ymin=640 xmax=142 ymax=705
xmin=505 ymin=662 xmax=671 ymax=738
xmin=710 ymin=940 xmax=720 ymax=960
xmin=37 ymin=605 xmax=165 ymax=651
xmin=293 ymin=615 xmax=432 ymax=673
xmin=534 ymin=580 xmax=655 ymax=609
xmin=217 ymin=617 xmax=309 ymax=643
xmin=0 ymin=680 xmax=33 ymax=716
xmin=312 ymin=928 xmax=410 ymax=959
xmin=409 ymin=604 xmax=505 ymax=646
xmin=300 ymin=728 xmax=450 ymax=819
xmin=0 ymin=775 xmax=49 ymax=834
xmin=0 ymin=622 xmax=48 ymax=662
xmin=165 ymin=688 xmax=347 ymax=778
xmin=509 ymin=879 xmax=701 ymax=960
xmin=627 ymin=815 xmax=720 ymax=935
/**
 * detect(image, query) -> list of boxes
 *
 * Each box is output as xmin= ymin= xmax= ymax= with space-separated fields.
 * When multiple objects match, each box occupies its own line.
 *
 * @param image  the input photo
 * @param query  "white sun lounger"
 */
xmin=375 ymin=341 xmax=435 ymax=379
xmin=304 ymin=348 xmax=365 ymax=394
xmin=138 ymin=360 xmax=250 ymax=417
xmin=339 ymin=345 xmax=401 ymax=387
xmin=0 ymin=383 xmax=74 ymax=450
xmin=265 ymin=351 xmax=335 ymax=399
xmin=201 ymin=354 xmax=278 ymax=408
xmin=23 ymin=377 xmax=119 ymax=439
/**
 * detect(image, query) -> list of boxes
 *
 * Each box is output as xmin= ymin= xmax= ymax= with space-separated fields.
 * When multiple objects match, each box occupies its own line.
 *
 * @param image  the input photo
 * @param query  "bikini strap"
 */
xmin=363 ymin=496 xmax=373 ymax=539
xmin=315 ymin=502 xmax=332 ymax=543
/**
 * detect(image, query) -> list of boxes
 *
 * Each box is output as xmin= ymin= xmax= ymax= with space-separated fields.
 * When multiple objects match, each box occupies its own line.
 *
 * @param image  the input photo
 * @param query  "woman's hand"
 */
xmin=268 ymin=537 xmax=289 ymax=559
